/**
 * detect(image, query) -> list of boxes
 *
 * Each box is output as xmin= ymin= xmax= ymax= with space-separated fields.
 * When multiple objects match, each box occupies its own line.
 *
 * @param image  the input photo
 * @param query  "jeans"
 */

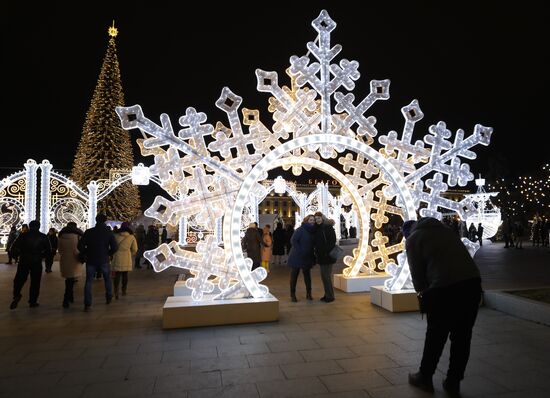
xmin=84 ymin=263 xmax=112 ymax=307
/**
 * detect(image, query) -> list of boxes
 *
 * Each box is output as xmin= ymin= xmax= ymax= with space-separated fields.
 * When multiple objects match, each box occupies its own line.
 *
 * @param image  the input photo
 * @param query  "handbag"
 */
xmin=322 ymin=229 xmax=344 ymax=261
xmin=329 ymin=244 xmax=344 ymax=261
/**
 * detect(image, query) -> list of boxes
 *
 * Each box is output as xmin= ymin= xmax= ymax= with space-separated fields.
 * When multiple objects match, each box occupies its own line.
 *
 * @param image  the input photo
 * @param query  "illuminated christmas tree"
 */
xmin=71 ymin=23 xmax=141 ymax=221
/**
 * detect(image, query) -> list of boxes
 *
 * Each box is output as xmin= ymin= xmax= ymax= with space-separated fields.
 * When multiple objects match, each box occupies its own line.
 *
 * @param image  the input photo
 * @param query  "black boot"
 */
xmin=306 ymin=291 xmax=313 ymax=300
xmin=408 ymin=371 xmax=434 ymax=393
xmin=443 ymin=378 xmax=460 ymax=397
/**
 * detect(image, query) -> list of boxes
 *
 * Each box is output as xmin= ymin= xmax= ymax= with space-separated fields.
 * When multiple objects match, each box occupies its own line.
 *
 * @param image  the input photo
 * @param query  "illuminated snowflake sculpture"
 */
xmin=116 ymin=10 xmax=492 ymax=299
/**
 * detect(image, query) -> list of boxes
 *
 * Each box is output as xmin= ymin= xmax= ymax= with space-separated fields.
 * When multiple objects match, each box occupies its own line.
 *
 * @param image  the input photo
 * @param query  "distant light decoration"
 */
xmin=131 ymin=163 xmax=150 ymax=185
xmin=273 ymin=176 xmax=287 ymax=194
xmin=116 ymin=10 xmax=492 ymax=298
xmin=464 ymin=175 xmax=501 ymax=239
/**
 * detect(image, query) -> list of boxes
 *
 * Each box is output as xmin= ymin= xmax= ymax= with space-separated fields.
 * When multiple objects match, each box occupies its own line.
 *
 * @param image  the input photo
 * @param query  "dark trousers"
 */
xmin=13 ymin=261 xmax=43 ymax=304
xmin=319 ymin=263 xmax=335 ymax=300
xmin=114 ymin=271 xmax=128 ymax=294
xmin=45 ymin=253 xmax=55 ymax=271
xmin=64 ymin=278 xmax=76 ymax=303
xmin=290 ymin=268 xmax=311 ymax=295
xmin=420 ymin=278 xmax=482 ymax=381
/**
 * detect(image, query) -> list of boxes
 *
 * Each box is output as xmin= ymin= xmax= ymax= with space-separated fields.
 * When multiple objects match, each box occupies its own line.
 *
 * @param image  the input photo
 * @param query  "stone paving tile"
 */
xmin=299 ymin=347 xmax=357 ymax=362
xmin=221 ymin=365 xmax=285 ymax=385
xmin=367 ymin=383 xmax=439 ymax=398
xmin=336 ymin=354 xmax=399 ymax=372
xmin=0 ymin=373 xmax=66 ymax=394
xmin=126 ymin=360 xmax=190 ymax=379
xmin=57 ymin=366 xmax=130 ymax=386
xmin=374 ymin=365 xmax=419 ymax=386
xmin=188 ymin=383 xmax=259 ymax=398
xmin=239 ymin=332 xmax=288 ymax=344
xmin=485 ymin=389 xmax=550 ymax=398
xmin=189 ymin=355 xmax=249 ymax=373
xmin=256 ymin=376 xmax=329 ymax=397
xmin=247 ymin=351 xmax=305 ymax=367
xmin=281 ymin=359 xmax=345 ymax=379
xmin=154 ymin=371 xmax=222 ymax=393
xmin=320 ymin=370 xmax=391 ymax=392
xmin=483 ymin=369 xmax=550 ymax=393
xmin=284 ymin=329 xmax=333 ymax=340
xmin=267 ymin=337 xmax=321 ymax=353
xmin=41 ymin=357 xmax=106 ymax=373
xmin=190 ymin=336 xmax=241 ymax=348
xmin=80 ymin=343 xmax=140 ymax=358
xmin=102 ymin=351 xmax=163 ymax=368
xmin=310 ymin=391 xmax=372 ymax=398
xmin=0 ymin=385 xmax=86 ymax=398
xmin=19 ymin=348 xmax=85 ymax=362
xmin=161 ymin=347 xmax=218 ymax=363
xmin=81 ymin=377 xmax=156 ymax=398
xmin=137 ymin=339 xmax=191 ymax=353
xmin=217 ymin=342 xmax=271 ymax=357
xmin=348 ymin=342 xmax=405 ymax=357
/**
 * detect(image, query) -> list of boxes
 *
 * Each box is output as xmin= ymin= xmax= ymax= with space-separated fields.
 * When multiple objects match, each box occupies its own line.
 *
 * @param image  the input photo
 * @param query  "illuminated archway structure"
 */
xmin=117 ymin=9 xmax=492 ymax=301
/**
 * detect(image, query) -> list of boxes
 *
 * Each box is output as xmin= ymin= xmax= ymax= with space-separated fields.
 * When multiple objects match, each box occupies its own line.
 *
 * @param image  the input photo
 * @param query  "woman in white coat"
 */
xmin=112 ymin=222 xmax=138 ymax=299
xmin=57 ymin=222 xmax=84 ymax=308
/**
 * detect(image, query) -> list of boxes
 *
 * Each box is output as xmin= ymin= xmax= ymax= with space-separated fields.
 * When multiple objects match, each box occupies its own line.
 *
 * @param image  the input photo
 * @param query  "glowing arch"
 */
xmin=225 ymin=134 xmax=417 ymax=298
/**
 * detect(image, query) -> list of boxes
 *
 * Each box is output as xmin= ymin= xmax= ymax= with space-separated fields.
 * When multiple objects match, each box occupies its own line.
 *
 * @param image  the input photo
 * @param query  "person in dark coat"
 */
xmin=6 ymin=225 xmax=18 ymax=264
xmin=476 ymin=223 xmax=484 ymax=246
xmin=313 ymin=212 xmax=337 ymax=303
xmin=287 ymin=215 xmax=316 ymax=302
xmin=284 ymin=224 xmax=294 ymax=255
xmin=134 ymin=224 xmax=145 ymax=268
xmin=44 ymin=227 xmax=58 ymax=273
xmin=242 ymin=223 xmax=262 ymax=270
xmin=403 ymin=218 xmax=482 ymax=396
xmin=9 ymin=220 xmax=50 ymax=309
xmin=271 ymin=222 xmax=286 ymax=266
xmin=78 ymin=214 xmax=118 ymax=311
xmin=143 ymin=225 xmax=159 ymax=269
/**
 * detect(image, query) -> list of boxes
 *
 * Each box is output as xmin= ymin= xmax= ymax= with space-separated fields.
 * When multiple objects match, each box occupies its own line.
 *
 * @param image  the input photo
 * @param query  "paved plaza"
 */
xmin=0 ymin=242 xmax=549 ymax=397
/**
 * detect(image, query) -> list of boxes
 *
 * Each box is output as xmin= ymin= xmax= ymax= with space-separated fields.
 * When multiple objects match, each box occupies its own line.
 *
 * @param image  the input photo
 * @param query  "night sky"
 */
xmin=3 ymin=1 xmax=549 ymax=183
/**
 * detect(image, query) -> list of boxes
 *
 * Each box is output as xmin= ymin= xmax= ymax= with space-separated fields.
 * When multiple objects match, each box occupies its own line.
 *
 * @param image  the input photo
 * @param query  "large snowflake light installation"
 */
xmin=116 ymin=10 xmax=492 ymax=299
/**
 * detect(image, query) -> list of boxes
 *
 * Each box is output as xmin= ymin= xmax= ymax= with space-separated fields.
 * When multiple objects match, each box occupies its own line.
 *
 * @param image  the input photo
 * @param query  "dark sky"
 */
xmin=2 ymin=1 xmax=549 ymax=182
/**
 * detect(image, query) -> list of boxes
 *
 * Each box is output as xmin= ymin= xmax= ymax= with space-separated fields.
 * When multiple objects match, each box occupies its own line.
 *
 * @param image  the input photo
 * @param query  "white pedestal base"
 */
xmin=333 ymin=273 xmax=390 ymax=292
xmin=370 ymin=285 xmax=419 ymax=312
xmin=162 ymin=294 xmax=279 ymax=329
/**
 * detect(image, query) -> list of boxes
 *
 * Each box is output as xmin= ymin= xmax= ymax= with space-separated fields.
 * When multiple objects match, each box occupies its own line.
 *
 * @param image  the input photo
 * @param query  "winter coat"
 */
xmin=242 ymin=226 xmax=262 ymax=266
xmin=405 ymin=217 xmax=480 ymax=292
xmin=261 ymin=231 xmax=273 ymax=262
xmin=11 ymin=227 xmax=50 ymax=265
xmin=57 ymin=227 xmax=83 ymax=278
xmin=287 ymin=225 xmax=316 ymax=269
xmin=78 ymin=223 xmax=118 ymax=265
xmin=111 ymin=231 xmax=138 ymax=272
xmin=313 ymin=220 xmax=337 ymax=265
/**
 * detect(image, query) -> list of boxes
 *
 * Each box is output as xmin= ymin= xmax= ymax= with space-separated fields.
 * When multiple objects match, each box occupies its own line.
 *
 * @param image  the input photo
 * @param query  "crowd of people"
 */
xmin=5 ymin=215 xmax=171 ymax=311
xmin=241 ymin=211 xmax=339 ymax=303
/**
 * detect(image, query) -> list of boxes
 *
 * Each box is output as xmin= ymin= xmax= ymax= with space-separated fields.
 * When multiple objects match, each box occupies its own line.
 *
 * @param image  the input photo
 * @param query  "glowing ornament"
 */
xmin=464 ymin=175 xmax=501 ymax=239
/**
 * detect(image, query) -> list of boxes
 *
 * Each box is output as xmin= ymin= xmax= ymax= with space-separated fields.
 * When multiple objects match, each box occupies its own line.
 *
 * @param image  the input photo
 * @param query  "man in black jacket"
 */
xmin=10 ymin=220 xmax=50 ymax=309
xmin=403 ymin=217 xmax=482 ymax=396
xmin=78 ymin=214 xmax=118 ymax=311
